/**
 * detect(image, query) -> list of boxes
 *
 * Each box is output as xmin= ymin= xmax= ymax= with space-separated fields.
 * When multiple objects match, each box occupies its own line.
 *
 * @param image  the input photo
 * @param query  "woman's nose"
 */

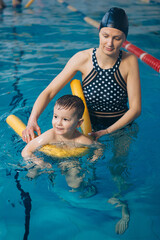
xmin=107 ymin=37 xmax=113 ymax=46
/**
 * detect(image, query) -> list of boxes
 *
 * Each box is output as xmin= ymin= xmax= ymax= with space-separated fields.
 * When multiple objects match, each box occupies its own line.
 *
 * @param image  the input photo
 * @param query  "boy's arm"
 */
xmin=80 ymin=136 xmax=104 ymax=162
xmin=79 ymin=135 xmax=104 ymax=162
xmin=21 ymin=129 xmax=54 ymax=158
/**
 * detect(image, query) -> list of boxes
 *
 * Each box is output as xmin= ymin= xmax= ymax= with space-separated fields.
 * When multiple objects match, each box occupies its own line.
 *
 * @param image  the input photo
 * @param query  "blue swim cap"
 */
xmin=99 ymin=7 xmax=129 ymax=38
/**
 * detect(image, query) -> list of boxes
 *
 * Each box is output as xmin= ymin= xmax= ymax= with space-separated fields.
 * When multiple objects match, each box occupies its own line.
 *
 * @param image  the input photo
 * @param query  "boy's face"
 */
xmin=52 ymin=105 xmax=82 ymax=137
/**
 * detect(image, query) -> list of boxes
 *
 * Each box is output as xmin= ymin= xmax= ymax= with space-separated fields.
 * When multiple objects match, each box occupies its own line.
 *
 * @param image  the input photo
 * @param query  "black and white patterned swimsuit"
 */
xmin=82 ymin=48 xmax=128 ymax=130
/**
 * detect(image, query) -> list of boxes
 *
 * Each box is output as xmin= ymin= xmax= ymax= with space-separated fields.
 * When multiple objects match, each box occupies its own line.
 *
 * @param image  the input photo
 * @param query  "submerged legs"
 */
xmin=108 ymin=197 xmax=130 ymax=234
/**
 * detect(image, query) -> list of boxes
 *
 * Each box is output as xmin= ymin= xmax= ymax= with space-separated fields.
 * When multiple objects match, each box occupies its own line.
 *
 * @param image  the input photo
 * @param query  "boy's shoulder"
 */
xmin=76 ymin=132 xmax=93 ymax=145
xmin=39 ymin=128 xmax=56 ymax=144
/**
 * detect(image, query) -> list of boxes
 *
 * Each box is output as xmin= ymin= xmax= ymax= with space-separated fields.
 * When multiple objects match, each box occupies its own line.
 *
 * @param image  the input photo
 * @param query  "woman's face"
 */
xmin=99 ymin=27 xmax=125 ymax=56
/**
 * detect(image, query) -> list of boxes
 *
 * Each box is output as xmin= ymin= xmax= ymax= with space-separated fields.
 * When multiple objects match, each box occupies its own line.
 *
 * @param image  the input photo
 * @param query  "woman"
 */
xmin=0 ymin=0 xmax=22 ymax=9
xmin=22 ymin=7 xmax=141 ymax=143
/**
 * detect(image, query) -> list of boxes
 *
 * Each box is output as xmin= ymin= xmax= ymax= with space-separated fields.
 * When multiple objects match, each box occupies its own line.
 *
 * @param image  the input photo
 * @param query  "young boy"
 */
xmin=21 ymin=95 xmax=93 ymax=158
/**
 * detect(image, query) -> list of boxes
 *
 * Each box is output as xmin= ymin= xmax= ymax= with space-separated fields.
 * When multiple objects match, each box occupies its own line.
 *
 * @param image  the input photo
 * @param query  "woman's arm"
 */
xmin=91 ymin=54 xmax=141 ymax=140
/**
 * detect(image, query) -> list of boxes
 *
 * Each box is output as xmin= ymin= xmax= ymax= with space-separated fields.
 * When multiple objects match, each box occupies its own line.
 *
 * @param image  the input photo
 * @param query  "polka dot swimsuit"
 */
xmin=82 ymin=48 xmax=128 ymax=120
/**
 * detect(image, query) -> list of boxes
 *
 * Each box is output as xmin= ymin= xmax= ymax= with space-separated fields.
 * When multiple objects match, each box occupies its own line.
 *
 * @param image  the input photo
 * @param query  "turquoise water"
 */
xmin=0 ymin=0 xmax=160 ymax=239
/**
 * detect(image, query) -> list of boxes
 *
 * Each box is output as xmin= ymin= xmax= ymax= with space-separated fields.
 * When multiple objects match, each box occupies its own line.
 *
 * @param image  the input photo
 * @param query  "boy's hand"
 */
xmin=22 ymin=122 xmax=41 ymax=143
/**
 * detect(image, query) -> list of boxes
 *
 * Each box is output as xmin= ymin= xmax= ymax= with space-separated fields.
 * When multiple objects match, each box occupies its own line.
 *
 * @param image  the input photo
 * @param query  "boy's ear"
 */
xmin=77 ymin=118 xmax=84 ymax=128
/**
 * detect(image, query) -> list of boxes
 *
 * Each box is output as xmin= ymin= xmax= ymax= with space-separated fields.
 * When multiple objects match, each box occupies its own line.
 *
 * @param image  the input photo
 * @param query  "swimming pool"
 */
xmin=0 ymin=0 xmax=160 ymax=239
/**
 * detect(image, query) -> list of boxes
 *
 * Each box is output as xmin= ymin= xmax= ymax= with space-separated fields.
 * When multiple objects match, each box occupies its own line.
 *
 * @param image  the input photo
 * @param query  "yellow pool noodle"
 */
xmin=6 ymin=115 xmax=27 ymax=138
xmin=6 ymin=114 xmax=88 ymax=158
xmin=70 ymin=79 xmax=92 ymax=136
xmin=25 ymin=0 xmax=35 ymax=8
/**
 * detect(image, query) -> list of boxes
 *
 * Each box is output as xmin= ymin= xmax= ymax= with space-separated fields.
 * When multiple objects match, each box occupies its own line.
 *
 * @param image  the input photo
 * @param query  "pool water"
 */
xmin=0 ymin=0 xmax=160 ymax=239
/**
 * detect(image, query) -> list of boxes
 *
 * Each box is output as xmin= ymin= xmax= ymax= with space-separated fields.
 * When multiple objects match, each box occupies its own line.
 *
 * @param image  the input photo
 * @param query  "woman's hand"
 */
xmin=22 ymin=121 xmax=41 ymax=143
xmin=89 ymin=129 xmax=108 ymax=140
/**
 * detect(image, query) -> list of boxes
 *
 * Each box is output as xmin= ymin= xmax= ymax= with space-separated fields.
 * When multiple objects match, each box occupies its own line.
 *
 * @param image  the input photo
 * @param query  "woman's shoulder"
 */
xmin=68 ymin=48 xmax=94 ymax=71
xmin=121 ymin=50 xmax=139 ymax=75
xmin=72 ymin=48 xmax=94 ymax=62
xmin=122 ymin=50 xmax=138 ymax=63
xmin=119 ymin=50 xmax=139 ymax=81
